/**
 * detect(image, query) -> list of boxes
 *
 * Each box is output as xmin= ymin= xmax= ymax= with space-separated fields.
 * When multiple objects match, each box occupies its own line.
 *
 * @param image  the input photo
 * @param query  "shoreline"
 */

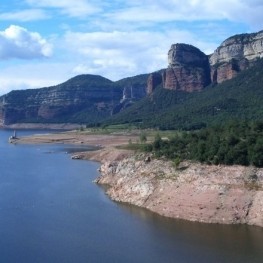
xmin=1 ymin=123 xmax=84 ymax=130
xmin=15 ymin=130 xmax=263 ymax=227
xmin=14 ymin=130 xmax=137 ymax=162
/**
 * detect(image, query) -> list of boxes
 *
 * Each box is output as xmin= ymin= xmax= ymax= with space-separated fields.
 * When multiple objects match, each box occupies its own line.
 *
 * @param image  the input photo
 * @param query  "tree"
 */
xmin=139 ymin=131 xmax=147 ymax=144
xmin=153 ymin=133 xmax=162 ymax=150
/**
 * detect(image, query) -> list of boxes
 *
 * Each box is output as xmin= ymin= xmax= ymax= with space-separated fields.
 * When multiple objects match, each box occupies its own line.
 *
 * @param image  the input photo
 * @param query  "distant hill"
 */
xmin=0 ymin=73 xmax=148 ymax=126
xmin=104 ymin=58 xmax=263 ymax=130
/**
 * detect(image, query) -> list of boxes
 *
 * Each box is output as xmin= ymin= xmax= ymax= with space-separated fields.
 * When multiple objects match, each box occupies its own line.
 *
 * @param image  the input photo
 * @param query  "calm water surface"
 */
xmin=0 ymin=129 xmax=262 ymax=263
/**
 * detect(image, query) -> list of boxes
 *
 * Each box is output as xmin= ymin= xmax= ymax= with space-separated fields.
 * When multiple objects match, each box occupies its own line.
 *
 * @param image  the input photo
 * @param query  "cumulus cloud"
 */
xmin=0 ymin=25 xmax=52 ymax=59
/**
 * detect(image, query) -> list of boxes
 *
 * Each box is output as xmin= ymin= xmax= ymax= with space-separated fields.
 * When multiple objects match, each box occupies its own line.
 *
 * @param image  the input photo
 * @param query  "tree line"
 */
xmin=144 ymin=121 xmax=263 ymax=167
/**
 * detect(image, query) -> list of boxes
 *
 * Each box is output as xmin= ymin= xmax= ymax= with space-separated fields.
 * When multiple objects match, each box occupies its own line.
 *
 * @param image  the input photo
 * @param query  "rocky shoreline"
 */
xmin=94 ymin=152 xmax=263 ymax=227
xmin=14 ymin=131 xmax=263 ymax=227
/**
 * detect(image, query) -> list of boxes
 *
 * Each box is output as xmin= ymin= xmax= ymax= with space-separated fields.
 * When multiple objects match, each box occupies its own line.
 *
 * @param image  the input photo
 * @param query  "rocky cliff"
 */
xmin=147 ymin=44 xmax=211 ymax=94
xmin=95 ymin=154 xmax=263 ymax=227
xmin=210 ymin=31 xmax=263 ymax=64
xmin=210 ymin=30 xmax=263 ymax=83
xmin=147 ymin=30 xmax=263 ymax=93
xmin=164 ymin=44 xmax=211 ymax=92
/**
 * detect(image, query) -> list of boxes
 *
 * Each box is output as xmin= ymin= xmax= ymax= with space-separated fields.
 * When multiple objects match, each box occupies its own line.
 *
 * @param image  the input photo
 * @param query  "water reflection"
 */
xmin=118 ymin=202 xmax=263 ymax=263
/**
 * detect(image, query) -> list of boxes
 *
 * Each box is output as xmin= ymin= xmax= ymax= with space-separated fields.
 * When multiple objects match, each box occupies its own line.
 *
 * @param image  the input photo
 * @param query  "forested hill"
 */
xmin=104 ymin=58 xmax=263 ymax=130
xmin=0 ymin=73 xmax=148 ymax=125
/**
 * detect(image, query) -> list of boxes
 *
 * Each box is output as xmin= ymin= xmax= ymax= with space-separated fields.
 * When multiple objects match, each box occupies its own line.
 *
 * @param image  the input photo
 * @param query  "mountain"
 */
xmin=105 ymin=57 xmax=263 ymax=130
xmin=0 ymin=29 xmax=262 ymax=127
xmin=0 ymin=74 xmax=148 ymax=126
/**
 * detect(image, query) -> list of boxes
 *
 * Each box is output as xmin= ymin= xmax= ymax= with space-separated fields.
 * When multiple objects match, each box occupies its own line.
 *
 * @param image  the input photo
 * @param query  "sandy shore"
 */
xmin=15 ymin=130 xmax=138 ymax=162
xmin=2 ymin=123 xmax=83 ymax=130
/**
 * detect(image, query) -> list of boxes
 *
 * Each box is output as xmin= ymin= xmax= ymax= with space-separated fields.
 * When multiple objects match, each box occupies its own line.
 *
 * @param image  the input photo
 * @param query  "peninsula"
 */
xmin=16 ymin=130 xmax=263 ymax=228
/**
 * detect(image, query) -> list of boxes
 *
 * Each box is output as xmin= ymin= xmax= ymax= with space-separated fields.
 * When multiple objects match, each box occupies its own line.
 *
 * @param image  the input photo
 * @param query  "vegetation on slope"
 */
xmin=105 ymin=58 xmax=263 ymax=130
xmin=143 ymin=121 xmax=263 ymax=167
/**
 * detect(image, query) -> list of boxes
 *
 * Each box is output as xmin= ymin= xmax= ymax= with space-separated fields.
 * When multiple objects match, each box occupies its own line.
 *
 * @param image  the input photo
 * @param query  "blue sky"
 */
xmin=0 ymin=0 xmax=262 ymax=95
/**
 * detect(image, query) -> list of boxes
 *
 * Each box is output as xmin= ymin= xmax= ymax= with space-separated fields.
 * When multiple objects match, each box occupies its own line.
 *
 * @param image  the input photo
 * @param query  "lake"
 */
xmin=0 ymin=129 xmax=263 ymax=263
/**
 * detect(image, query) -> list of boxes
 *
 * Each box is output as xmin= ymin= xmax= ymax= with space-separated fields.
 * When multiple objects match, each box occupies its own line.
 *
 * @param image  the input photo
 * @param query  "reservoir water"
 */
xmin=0 ymin=129 xmax=263 ymax=263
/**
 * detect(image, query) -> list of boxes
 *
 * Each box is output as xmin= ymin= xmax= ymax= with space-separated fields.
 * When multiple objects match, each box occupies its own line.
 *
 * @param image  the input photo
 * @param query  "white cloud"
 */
xmin=104 ymin=0 xmax=263 ymax=31
xmin=25 ymin=0 xmax=100 ymax=17
xmin=0 ymin=9 xmax=49 ymax=22
xmin=19 ymin=0 xmax=263 ymax=31
xmin=0 ymin=25 xmax=53 ymax=59
xmin=64 ymin=29 xmax=217 ymax=81
xmin=105 ymin=1 xmax=220 ymax=22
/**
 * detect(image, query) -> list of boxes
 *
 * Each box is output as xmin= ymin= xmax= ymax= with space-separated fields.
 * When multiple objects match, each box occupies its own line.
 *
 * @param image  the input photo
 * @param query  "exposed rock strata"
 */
xmin=209 ymin=31 xmax=263 ymax=65
xmin=210 ymin=30 xmax=263 ymax=83
xmin=148 ymin=30 xmax=263 ymax=93
xmin=163 ymin=44 xmax=211 ymax=92
xmin=95 ymin=154 xmax=263 ymax=227
xmin=146 ymin=72 xmax=163 ymax=94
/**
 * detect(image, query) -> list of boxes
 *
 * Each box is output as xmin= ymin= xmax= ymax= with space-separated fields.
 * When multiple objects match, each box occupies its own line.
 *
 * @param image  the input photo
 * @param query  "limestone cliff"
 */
xmin=147 ymin=43 xmax=211 ymax=94
xmin=147 ymin=30 xmax=263 ymax=93
xmin=95 ymin=154 xmax=263 ymax=227
xmin=164 ymin=44 xmax=210 ymax=92
xmin=210 ymin=30 xmax=263 ymax=83
xmin=210 ymin=31 xmax=263 ymax=65
xmin=146 ymin=72 xmax=163 ymax=94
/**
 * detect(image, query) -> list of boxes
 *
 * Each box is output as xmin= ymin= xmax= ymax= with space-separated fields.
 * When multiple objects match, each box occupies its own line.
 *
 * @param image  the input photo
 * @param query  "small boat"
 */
xmin=9 ymin=130 xmax=18 ymax=143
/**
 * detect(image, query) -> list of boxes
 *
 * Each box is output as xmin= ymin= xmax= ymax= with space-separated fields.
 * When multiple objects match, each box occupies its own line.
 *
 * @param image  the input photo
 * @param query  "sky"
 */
xmin=0 ymin=0 xmax=262 ymax=95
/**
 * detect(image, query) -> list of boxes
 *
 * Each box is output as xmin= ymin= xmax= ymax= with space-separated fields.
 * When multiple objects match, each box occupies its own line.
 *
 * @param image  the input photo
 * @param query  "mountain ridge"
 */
xmin=0 ymin=29 xmax=263 ymax=127
xmin=106 ymin=57 xmax=263 ymax=130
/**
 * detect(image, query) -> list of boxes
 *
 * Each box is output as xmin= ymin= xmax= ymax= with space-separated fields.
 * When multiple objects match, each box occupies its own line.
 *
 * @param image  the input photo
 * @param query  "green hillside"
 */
xmin=105 ymin=58 xmax=263 ymax=130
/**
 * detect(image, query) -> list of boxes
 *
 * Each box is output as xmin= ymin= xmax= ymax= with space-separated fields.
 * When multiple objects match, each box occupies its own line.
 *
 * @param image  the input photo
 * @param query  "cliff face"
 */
xmin=95 ymin=154 xmax=263 ymax=227
xmin=147 ymin=44 xmax=211 ymax=94
xmin=1 ymin=79 xmax=120 ymax=125
xmin=210 ymin=31 xmax=263 ymax=83
xmin=146 ymin=72 xmax=163 ymax=94
xmin=147 ymin=30 xmax=263 ymax=93
xmin=210 ymin=31 xmax=263 ymax=65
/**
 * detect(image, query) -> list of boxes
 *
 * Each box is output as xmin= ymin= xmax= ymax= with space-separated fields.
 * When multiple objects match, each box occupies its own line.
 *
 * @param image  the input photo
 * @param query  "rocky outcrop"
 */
xmin=146 ymin=44 xmax=211 ymax=95
xmin=163 ymin=44 xmax=211 ymax=92
xmin=146 ymin=72 xmax=163 ymax=94
xmin=146 ymin=44 xmax=212 ymax=94
xmin=112 ymin=83 xmax=148 ymax=114
xmin=210 ymin=31 xmax=263 ymax=65
xmin=210 ymin=58 xmax=250 ymax=83
xmin=148 ymin=30 xmax=263 ymax=93
xmin=210 ymin=30 xmax=263 ymax=83
xmin=95 ymin=154 xmax=263 ymax=227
